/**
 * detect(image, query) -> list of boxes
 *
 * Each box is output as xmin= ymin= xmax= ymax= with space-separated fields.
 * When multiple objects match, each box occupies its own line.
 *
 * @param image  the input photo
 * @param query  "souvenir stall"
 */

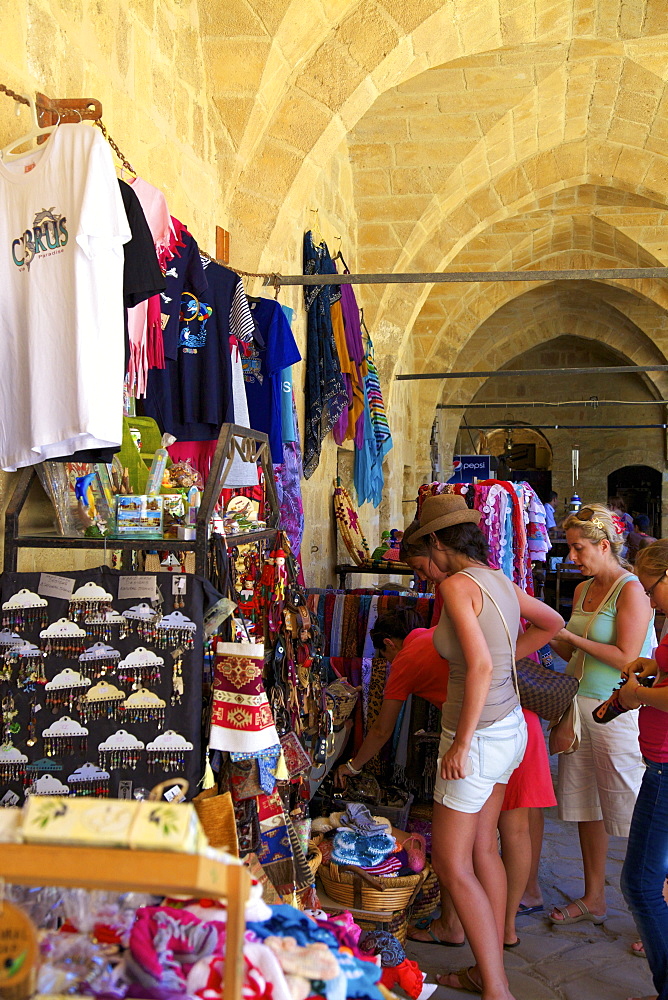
xmin=0 ymin=85 xmax=426 ymax=1000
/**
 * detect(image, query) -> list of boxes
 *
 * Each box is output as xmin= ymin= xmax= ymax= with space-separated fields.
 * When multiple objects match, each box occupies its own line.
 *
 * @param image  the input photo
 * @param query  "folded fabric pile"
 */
xmin=358 ymin=930 xmax=424 ymax=1000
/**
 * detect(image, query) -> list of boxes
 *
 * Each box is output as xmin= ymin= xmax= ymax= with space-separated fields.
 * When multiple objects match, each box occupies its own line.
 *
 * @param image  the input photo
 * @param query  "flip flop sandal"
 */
xmin=407 ymin=922 xmax=465 ymax=947
xmin=435 ymin=967 xmax=482 ymax=994
xmin=504 ymin=938 xmax=521 ymax=949
xmin=549 ymin=899 xmax=607 ymax=925
xmin=517 ymin=903 xmax=544 ymax=915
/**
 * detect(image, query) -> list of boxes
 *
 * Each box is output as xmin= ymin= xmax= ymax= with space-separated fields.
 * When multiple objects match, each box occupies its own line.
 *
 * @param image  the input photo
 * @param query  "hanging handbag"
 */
xmin=515 ymin=655 xmax=579 ymax=721
xmin=548 ymin=573 xmax=633 ymax=755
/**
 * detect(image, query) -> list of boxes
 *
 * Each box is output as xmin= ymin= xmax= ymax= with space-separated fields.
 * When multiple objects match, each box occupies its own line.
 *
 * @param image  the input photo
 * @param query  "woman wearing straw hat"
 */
xmin=411 ymin=494 xmax=563 ymax=998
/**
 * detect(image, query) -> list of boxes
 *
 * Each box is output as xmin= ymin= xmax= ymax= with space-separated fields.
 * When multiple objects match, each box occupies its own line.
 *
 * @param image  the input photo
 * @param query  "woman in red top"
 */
xmin=619 ymin=540 xmax=668 ymax=1000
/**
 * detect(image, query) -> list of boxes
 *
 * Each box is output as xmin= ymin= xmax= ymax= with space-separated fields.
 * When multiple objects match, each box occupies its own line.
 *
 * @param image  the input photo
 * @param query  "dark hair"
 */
xmin=369 ymin=608 xmax=424 ymax=651
xmin=399 ymin=520 xmax=430 ymax=563
xmin=550 ymin=491 xmax=558 ymax=502
xmin=634 ymin=514 xmax=651 ymax=532
xmin=431 ymin=521 xmax=490 ymax=565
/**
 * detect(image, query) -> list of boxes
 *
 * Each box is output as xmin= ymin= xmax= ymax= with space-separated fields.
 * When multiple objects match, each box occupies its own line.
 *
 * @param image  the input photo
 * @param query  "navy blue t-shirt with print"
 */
xmin=245 ymin=298 xmax=302 ymax=463
xmin=143 ymin=258 xmax=235 ymax=441
xmin=160 ymin=230 xmax=208 ymax=361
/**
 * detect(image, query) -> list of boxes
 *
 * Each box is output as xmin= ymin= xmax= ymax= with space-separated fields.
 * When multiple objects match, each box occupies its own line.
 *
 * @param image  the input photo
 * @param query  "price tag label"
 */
xmin=164 ymin=784 xmax=183 ymax=802
xmin=38 ymin=573 xmax=76 ymax=600
xmin=118 ymin=576 xmax=158 ymax=601
xmin=172 ymin=575 xmax=187 ymax=596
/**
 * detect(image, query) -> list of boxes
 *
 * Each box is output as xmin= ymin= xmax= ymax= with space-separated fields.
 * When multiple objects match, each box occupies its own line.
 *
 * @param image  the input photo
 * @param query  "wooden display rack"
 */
xmin=4 ymin=423 xmax=280 ymax=576
xmin=0 ymin=842 xmax=250 ymax=1000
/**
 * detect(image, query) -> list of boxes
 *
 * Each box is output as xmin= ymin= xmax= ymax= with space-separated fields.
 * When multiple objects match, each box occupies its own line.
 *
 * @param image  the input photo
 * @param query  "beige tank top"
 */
xmin=433 ymin=565 xmax=520 ymax=731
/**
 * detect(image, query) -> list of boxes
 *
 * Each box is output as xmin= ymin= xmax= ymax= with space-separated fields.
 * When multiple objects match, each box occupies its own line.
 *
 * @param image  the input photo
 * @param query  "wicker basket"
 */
xmin=306 ymin=839 xmax=323 ymax=881
xmin=357 ymin=908 xmax=409 ymax=945
xmin=318 ymin=861 xmax=427 ymax=912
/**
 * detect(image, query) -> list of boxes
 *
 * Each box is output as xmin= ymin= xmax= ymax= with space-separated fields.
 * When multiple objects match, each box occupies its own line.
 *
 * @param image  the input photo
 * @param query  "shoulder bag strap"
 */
xmin=458 ymin=570 xmax=520 ymax=697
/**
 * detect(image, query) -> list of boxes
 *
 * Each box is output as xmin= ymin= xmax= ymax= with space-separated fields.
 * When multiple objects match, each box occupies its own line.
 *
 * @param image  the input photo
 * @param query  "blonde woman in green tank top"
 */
xmin=549 ymin=502 xmax=653 ymax=928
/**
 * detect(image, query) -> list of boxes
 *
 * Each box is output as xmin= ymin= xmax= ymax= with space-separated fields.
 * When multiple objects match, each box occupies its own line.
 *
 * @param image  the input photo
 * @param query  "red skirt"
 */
xmin=501 ymin=708 xmax=556 ymax=811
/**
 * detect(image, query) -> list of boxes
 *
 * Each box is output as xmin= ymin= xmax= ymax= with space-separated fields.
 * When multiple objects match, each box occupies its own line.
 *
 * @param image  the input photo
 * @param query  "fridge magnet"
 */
xmin=39 ymin=620 xmax=87 ymax=658
xmin=79 ymin=642 xmax=121 ymax=678
xmin=25 ymin=774 xmax=70 ymax=796
xmin=45 ymin=668 xmax=91 ymax=714
xmin=68 ymin=582 xmax=114 ymax=623
xmin=98 ymin=730 xmax=144 ymax=770
xmin=146 ymin=730 xmax=193 ymax=772
xmin=117 ymin=648 xmax=163 ymax=688
xmin=155 ymin=611 xmax=196 ymax=650
xmin=120 ymin=688 xmax=166 ymax=727
xmin=84 ymin=610 xmax=128 ymax=643
xmin=2 ymin=590 xmax=48 ymax=631
xmin=42 ymin=717 xmax=88 ymax=756
xmin=67 ymin=763 xmax=110 ymax=797
xmin=79 ymin=681 xmax=125 ymax=724
xmin=123 ymin=603 xmax=159 ymax=643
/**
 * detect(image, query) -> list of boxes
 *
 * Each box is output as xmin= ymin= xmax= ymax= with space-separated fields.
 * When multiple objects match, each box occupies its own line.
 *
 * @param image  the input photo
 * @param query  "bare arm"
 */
xmin=333 ymin=698 xmax=402 ymax=787
xmin=439 ymin=576 xmax=494 ymax=780
xmin=514 ymin=586 xmax=564 ymax=659
xmin=560 ymin=580 xmax=652 ymax=672
xmin=618 ymin=669 xmax=668 ymax=712
xmin=549 ymin=582 xmax=584 ymax=660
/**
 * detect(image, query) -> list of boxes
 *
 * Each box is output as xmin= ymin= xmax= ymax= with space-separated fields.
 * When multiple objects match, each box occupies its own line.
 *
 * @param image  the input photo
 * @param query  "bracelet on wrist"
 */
xmin=345 ymin=760 xmax=362 ymax=775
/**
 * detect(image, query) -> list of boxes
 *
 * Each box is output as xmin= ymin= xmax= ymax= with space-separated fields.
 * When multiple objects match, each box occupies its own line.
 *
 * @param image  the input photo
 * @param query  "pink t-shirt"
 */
xmin=639 ymin=635 xmax=668 ymax=762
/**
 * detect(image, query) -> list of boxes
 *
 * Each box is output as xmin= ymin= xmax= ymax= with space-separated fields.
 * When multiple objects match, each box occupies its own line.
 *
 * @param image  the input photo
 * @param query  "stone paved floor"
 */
xmin=405 ymin=807 xmax=656 ymax=1000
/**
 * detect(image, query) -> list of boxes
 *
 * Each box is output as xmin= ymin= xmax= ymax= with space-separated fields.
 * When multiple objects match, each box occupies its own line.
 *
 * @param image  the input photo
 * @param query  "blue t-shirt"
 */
xmin=244 ymin=299 xmax=301 ymax=462
xmin=144 ymin=258 xmax=235 ymax=440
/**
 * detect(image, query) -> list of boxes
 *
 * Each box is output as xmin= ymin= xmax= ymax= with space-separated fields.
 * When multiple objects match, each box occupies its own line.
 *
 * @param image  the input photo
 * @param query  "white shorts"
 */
xmin=433 ymin=705 xmax=527 ymax=814
xmin=557 ymin=695 xmax=644 ymax=837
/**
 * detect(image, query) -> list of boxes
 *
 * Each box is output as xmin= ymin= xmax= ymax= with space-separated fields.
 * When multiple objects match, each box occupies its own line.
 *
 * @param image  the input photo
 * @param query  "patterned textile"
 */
xmin=256 ymin=789 xmax=297 ymax=893
xmin=210 ymin=642 xmax=280 ymax=754
xmin=302 ymin=232 xmax=348 ymax=479
xmin=274 ymin=440 xmax=305 ymax=559
xmin=366 ymin=655 xmax=390 ymax=775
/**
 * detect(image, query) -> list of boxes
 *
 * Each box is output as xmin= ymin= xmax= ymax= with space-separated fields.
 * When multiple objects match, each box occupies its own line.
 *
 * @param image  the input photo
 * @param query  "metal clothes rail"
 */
xmin=398 ymin=365 xmax=668 ymax=381
xmin=263 ymin=266 xmax=668 ymax=287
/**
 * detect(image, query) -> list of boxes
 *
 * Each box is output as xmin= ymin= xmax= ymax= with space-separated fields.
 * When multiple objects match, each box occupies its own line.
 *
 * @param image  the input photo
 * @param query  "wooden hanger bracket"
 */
xmin=36 ymin=93 xmax=103 ymax=130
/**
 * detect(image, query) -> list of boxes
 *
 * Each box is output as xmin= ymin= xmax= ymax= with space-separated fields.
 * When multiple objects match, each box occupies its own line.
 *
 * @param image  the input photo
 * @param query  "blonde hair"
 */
xmin=635 ymin=539 xmax=668 ymax=577
xmin=562 ymin=502 xmax=629 ymax=567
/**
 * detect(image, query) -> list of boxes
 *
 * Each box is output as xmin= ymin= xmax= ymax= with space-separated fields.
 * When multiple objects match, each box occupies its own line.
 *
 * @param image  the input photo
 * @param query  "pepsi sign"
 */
xmin=448 ymin=455 xmax=491 ymax=483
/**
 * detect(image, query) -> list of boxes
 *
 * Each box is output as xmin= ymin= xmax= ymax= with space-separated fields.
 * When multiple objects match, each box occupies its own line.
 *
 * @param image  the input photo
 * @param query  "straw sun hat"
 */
xmin=412 ymin=494 xmax=481 ymax=540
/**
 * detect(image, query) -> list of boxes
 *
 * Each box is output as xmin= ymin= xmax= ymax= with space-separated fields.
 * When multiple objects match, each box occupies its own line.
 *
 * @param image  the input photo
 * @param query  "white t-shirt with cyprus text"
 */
xmin=0 ymin=124 xmax=130 ymax=470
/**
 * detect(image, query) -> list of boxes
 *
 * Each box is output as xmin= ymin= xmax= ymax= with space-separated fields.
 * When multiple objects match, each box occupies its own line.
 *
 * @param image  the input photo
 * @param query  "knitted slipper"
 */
xmin=435 ymin=968 xmax=482 ymax=994
xmin=550 ymin=899 xmax=606 ymax=925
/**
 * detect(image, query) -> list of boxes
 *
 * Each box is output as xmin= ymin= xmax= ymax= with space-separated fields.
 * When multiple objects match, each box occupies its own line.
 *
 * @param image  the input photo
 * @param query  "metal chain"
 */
xmin=200 ymin=248 xmax=283 ymax=293
xmin=94 ymin=118 xmax=135 ymax=176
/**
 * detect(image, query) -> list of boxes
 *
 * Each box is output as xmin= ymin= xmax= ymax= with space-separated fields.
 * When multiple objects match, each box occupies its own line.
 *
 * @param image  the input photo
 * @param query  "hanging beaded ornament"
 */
xmin=117 ymin=648 xmax=163 ymax=688
xmin=0 ymin=745 xmax=28 ymax=784
xmin=120 ymin=688 xmax=166 ymax=727
xmin=67 ymin=762 xmax=110 ymax=797
xmin=79 ymin=681 xmax=125 ymax=725
xmin=98 ymin=730 xmax=144 ymax=771
xmin=3 ymin=641 xmax=47 ymax=691
xmin=45 ymin=669 xmax=91 ymax=714
xmin=68 ymin=583 xmax=114 ymax=624
xmin=42 ymin=717 xmax=88 ymax=757
xmin=2 ymin=590 xmax=48 ymax=631
xmin=79 ymin=642 xmax=121 ymax=679
xmin=39 ymin=620 xmax=87 ymax=658
xmin=146 ymin=730 xmax=193 ymax=772
xmin=26 ymin=774 xmax=70 ymax=796
xmin=155 ymin=611 xmax=196 ymax=650
xmin=84 ymin=610 xmax=128 ymax=643
xmin=123 ymin=604 xmax=160 ymax=643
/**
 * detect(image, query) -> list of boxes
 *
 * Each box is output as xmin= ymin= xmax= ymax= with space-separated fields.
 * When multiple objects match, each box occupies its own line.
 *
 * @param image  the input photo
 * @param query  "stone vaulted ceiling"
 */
xmin=197 ymin=0 xmax=668 ymax=459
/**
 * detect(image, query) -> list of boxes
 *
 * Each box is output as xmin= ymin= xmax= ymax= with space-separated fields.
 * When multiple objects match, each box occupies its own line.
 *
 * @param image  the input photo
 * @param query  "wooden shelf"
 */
xmin=0 ymin=843 xmax=250 ymax=1000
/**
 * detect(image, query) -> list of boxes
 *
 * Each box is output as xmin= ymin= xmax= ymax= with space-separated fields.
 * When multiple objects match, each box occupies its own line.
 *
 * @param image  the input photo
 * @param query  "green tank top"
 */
xmin=567 ymin=574 xmax=654 ymax=701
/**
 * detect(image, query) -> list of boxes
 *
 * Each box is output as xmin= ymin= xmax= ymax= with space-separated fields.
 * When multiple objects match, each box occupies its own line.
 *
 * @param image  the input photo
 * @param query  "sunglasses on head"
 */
xmin=575 ymin=507 xmax=607 ymax=534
